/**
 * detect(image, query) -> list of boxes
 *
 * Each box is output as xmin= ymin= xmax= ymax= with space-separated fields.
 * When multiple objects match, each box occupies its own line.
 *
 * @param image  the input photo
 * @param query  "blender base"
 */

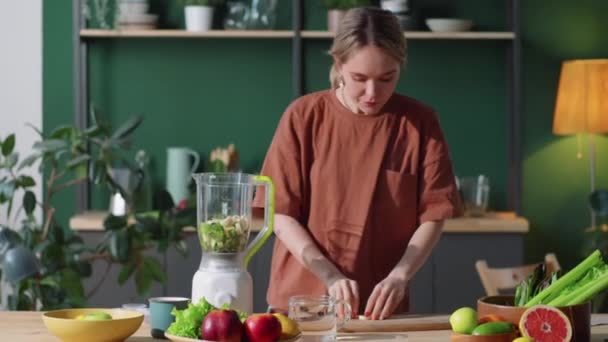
xmin=192 ymin=269 xmax=254 ymax=314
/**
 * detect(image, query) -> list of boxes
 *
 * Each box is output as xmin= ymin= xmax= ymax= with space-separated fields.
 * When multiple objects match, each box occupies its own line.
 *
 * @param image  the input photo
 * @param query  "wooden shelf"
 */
xmin=80 ymin=29 xmax=515 ymax=40
xmin=70 ymin=211 xmax=528 ymax=233
xmin=80 ymin=29 xmax=295 ymax=38
xmin=302 ymin=30 xmax=515 ymax=40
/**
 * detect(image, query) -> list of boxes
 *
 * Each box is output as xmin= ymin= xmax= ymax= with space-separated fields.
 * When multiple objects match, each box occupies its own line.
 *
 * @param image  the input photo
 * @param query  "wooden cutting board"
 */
xmin=341 ymin=314 xmax=451 ymax=332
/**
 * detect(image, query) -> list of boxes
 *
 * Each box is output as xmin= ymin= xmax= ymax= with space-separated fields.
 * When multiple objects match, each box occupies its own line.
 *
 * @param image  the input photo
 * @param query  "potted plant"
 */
xmin=0 ymin=107 xmax=194 ymax=310
xmin=180 ymin=0 xmax=225 ymax=32
xmin=321 ymin=0 xmax=371 ymax=31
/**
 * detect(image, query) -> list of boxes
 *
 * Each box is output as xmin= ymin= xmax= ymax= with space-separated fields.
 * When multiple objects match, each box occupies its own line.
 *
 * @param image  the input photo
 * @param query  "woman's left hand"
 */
xmin=364 ymin=275 xmax=408 ymax=320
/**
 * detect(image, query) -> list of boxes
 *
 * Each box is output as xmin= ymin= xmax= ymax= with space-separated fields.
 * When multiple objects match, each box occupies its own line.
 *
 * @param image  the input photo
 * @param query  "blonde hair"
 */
xmin=329 ymin=7 xmax=407 ymax=89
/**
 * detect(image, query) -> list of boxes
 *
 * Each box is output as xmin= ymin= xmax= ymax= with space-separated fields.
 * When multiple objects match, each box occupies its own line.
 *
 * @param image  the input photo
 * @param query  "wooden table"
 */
xmin=3 ymin=312 xmax=608 ymax=341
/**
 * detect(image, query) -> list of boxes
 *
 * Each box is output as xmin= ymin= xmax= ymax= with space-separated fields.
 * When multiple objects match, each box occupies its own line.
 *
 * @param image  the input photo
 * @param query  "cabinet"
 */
xmin=76 ymin=213 xmax=528 ymax=314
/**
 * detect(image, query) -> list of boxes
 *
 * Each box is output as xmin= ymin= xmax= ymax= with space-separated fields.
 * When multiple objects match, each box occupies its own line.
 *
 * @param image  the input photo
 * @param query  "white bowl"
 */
xmin=425 ymin=18 xmax=473 ymax=32
xmin=119 ymin=2 xmax=149 ymax=16
xmin=381 ymin=0 xmax=409 ymax=14
xmin=118 ymin=13 xmax=158 ymax=25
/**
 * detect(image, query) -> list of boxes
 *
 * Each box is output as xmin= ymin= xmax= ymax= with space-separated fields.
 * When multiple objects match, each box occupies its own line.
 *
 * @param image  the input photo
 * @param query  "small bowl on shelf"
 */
xmin=380 ymin=0 xmax=409 ymax=14
xmin=425 ymin=18 xmax=473 ymax=32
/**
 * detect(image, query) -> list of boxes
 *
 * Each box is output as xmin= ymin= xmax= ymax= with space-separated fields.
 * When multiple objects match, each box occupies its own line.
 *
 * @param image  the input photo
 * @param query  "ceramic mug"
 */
xmin=166 ymin=147 xmax=200 ymax=204
xmin=288 ymin=295 xmax=351 ymax=341
xmin=148 ymin=297 xmax=190 ymax=338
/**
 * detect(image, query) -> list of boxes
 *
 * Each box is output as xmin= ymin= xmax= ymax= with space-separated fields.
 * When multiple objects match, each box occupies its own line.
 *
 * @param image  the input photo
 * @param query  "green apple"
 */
xmin=76 ymin=312 xmax=112 ymax=321
xmin=449 ymin=307 xmax=477 ymax=334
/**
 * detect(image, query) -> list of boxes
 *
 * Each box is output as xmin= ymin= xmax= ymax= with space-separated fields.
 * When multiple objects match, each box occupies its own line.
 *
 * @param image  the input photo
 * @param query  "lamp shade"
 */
xmin=553 ymin=59 xmax=608 ymax=135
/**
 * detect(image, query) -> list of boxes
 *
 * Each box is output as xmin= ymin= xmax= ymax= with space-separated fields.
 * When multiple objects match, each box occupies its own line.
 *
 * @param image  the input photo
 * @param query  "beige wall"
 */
xmin=0 ymin=0 xmax=43 ymax=224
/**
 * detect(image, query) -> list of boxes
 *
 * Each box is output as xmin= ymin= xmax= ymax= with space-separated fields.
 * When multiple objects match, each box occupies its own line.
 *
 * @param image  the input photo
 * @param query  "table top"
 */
xmin=4 ymin=311 xmax=608 ymax=342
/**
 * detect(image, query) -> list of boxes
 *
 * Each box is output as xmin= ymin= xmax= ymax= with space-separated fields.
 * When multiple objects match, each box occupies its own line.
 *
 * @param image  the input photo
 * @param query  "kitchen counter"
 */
xmin=4 ymin=311 xmax=608 ymax=341
xmin=69 ymin=211 xmax=529 ymax=313
xmin=69 ymin=211 xmax=529 ymax=233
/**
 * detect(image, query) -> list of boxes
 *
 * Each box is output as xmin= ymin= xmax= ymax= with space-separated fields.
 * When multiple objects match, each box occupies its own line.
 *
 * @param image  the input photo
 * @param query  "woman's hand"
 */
xmin=327 ymin=277 xmax=359 ymax=318
xmin=364 ymin=275 xmax=407 ymax=320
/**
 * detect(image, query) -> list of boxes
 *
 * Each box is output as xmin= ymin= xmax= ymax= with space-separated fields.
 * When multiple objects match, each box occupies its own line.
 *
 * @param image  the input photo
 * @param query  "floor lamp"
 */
xmin=553 ymin=59 xmax=608 ymax=228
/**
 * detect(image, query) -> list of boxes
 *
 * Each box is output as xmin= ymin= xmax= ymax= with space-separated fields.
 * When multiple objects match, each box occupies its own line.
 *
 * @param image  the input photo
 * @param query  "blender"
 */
xmin=191 ymin=173 xmax=274 ymax=314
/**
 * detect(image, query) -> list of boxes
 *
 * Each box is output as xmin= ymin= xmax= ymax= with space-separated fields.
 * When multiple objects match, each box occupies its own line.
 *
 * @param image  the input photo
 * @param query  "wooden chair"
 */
xmin=475 ymin=253 xmax=561 ymax=296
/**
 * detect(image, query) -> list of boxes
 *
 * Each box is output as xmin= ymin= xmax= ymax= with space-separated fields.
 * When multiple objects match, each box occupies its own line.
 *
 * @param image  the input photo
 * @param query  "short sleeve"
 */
xmin=418 ymin=114 xmax=463 ymax=224
xmin=253 ymin=107 xmax=307 ymax=222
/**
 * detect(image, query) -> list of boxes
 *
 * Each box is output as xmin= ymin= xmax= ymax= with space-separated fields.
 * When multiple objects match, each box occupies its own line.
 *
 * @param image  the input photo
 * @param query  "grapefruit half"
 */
xmin=519 ymin=305 xmax=572 ymax=342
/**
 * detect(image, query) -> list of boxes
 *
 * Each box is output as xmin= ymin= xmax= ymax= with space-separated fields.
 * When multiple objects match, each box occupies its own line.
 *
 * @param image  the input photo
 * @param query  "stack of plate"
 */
xmin=380 ymin=0 xmax=416 ymax=30
xmin=118 ymin=0 xmax=157 ymax=30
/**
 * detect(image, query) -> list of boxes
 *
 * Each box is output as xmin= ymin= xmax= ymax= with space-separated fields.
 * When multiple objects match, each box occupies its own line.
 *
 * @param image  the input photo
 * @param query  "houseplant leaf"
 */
xmin=111 ymin=115 xmax=144 ymax=141
xmin=2 ymin=134 xmax=15 ymax=156
xmin=33 ymin=139 xmax=68 ymax=153
xmin=109 ymin=229 xmax=130 ymax=263
xmin=23 ymin=190 xmax=36 ymax=215
xmin=118 ymin=262 xmax=136 ymax=285
xmin=135 ymin=266 xmax=152 ymax=296
xmin=18 ymin=154 xmax=40 ymax=171
xmin=143 ymin=256 xmax=166 ymax=283
xmin=103 ymin=215 xmax=128 ymax=231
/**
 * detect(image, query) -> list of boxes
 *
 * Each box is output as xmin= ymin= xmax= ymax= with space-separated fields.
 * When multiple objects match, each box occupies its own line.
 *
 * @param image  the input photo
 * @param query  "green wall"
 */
xmin=521 ymin=0 xmax=608 ymax=269
xmin=43 ymin=1 xmax=607 ymax=269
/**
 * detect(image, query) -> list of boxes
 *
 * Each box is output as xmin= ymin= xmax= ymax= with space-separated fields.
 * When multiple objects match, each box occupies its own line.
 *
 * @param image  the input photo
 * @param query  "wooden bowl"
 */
xmin=477 ymin=295 xmax=590 ymax=342
xmin=451 ymin=331 xmax=518 ymax=342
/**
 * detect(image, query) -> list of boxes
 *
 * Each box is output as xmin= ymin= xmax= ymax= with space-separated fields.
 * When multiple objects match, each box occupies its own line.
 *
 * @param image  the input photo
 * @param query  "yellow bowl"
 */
xmin=42 ymin=308 xmax=144 ymax=342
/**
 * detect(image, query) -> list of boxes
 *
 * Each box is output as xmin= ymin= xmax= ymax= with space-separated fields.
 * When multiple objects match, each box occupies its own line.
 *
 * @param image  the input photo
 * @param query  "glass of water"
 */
xmin=288 ymin=295 xmax=352 ymax=342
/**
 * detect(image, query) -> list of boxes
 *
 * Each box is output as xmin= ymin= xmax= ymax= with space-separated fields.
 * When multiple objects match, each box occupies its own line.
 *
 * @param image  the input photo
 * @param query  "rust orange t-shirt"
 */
xmin=255 ymin=90 xmax=461 ymax=313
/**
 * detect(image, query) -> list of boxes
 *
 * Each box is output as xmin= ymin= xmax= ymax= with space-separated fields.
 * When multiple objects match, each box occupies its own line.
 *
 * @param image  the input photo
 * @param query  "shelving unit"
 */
xmin=72 ymin=0 xmax=522 ymax=214
xmin=80 ymin=29 xmax=295 ymax=38
xmin=71 ymin=0 xmax=523 ymax=313
xmin=80 ymin=28 xmax=515 ymax=40
xmin=302 ymin=30 xmax=515 ymax=39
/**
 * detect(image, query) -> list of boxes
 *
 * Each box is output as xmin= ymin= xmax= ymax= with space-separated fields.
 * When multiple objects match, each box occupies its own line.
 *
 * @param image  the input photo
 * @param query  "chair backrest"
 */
xmin=475 ymin=253 xmax=561 ymax=296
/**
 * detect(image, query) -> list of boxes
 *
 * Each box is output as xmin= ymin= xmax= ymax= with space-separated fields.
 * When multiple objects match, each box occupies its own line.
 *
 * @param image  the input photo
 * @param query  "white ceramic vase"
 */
xmin=185 ymin=5 xmax=214 ymax=32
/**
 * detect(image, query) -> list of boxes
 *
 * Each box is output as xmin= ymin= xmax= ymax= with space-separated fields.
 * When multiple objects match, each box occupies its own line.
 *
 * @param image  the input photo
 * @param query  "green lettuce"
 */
xmin=220 ymin=303 xmax=249 ymax=322
xmin=166 ymin=297 xmax=216 ymax=338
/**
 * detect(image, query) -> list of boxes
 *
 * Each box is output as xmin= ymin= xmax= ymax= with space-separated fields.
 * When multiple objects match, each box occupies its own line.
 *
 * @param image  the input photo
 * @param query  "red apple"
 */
xmin=200 ymin=309 xmax=243 ymax=342
xmin=244 ymin=313 xmax=282 ymax=342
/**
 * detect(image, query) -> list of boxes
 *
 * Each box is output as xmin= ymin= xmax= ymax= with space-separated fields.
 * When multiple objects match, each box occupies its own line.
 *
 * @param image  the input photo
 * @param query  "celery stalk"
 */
xmin=525 ymin=250 xmax=602 ymax=306
xmin=547 ymin=276 xmax=599 ymax=307
xmin=566 ymin=273 xmax=608 ymax=305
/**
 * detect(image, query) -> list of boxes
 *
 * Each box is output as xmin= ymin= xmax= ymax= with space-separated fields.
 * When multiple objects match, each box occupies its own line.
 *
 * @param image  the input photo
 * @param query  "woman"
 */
xmin=255 ymin=7 xmax=461 ymax=320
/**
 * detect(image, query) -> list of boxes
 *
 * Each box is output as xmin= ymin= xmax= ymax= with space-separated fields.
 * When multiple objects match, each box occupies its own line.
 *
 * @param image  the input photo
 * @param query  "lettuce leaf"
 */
xmin=166 ymin=297 xmax=216 ymax=338
xmin=220 ymin=303 xmax=249 ymax=322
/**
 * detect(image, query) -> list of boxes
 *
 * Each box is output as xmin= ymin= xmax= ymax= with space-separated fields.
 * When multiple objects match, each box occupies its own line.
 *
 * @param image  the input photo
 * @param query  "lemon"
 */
xmin=513 ymin=338 xmax=535 ymax=342
xmin=272 ymin=313 xmax=300 ymax=339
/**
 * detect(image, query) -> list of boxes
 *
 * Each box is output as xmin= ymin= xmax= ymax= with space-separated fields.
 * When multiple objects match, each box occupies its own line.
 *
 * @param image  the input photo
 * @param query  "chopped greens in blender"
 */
xmin=199 ymin=215 xmax=250 ymax=253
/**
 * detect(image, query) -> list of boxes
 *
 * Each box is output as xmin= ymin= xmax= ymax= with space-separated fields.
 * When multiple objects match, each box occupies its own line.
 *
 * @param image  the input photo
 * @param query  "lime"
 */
xmin=76 ymin=312 xmax=112 ymax=321
xmin=449 ymin=307 xmax=478 ymax=334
